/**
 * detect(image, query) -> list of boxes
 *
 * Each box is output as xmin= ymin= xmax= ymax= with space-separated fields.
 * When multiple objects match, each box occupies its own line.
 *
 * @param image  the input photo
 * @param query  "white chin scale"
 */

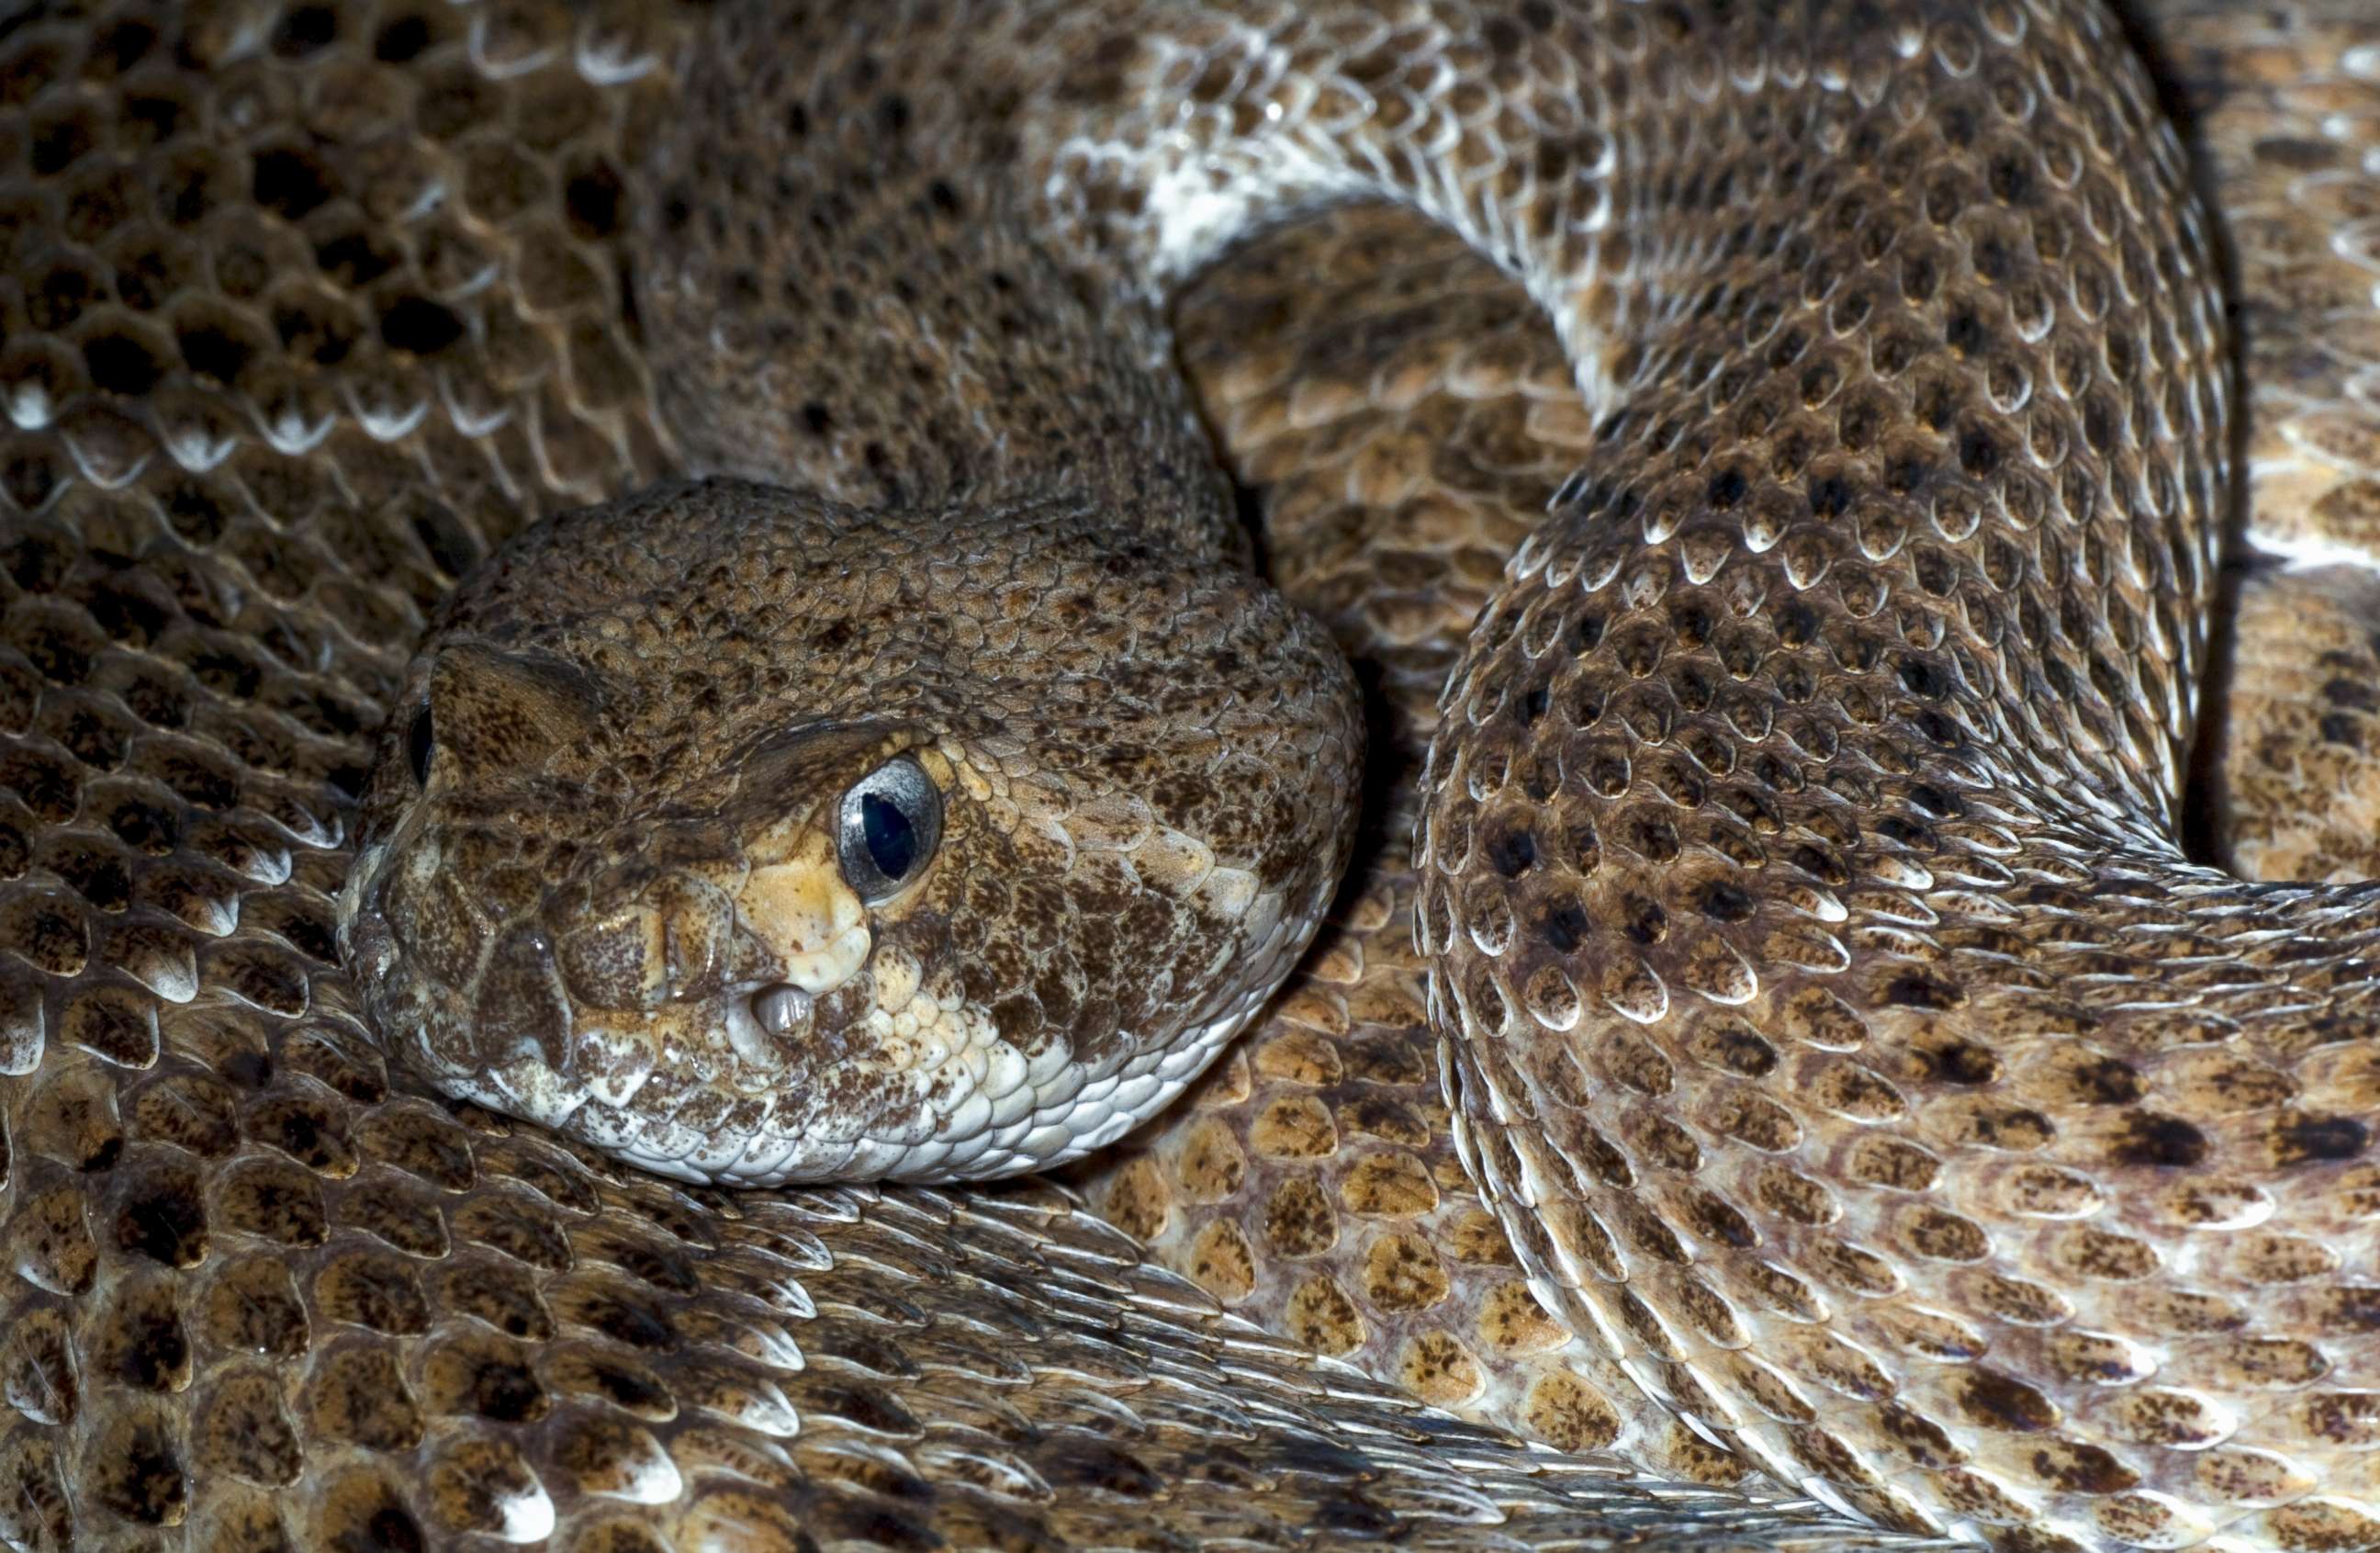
xmin=639 ymin=991 xmax=1255 ymax=1187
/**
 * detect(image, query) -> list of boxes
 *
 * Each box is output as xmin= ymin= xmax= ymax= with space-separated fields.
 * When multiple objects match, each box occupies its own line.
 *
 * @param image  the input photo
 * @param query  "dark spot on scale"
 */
xmin=272 ymin=5 xmax=337 ymax=56
xmin=1712 ymin=1028 xmax=1779 ymax=1075
xmin=116 ymin=1176 xmax=208 ymax=1266
xmin=1881 ymin=973 xmax=1965 ymax=1010
xmin=115 ymin=1302 xmax=188 ymax=1388
xmin=2323 ymin=677 xmax=2380 ymax=712
xmin=803 ymin=401 xmax=833 ymax=436
xmin=1908 ymin=782 xmax=1962 ymax=816
xmin=2273 ymin=1114 xmax=2368 ymax=1165
xmin=1621 ymin=895 xmax=1667 ymax=945
xmin=810 ymin=1381 xmax=919 ymax=1436
xmin=375 ymin=14 xmax=430 ymax=62
xmin=354 ymin=1502 xmax=428 ymax=1553
xmin=2253 ymin=136 xmax=2339 ymax=171
xmin=1488 ymin=826 xmax=1537 ymax=877
xmin=1958 ymin=425 xmax=2002 ymax=477
xmin=252 ymin=147 xmax=332 ymax=221
xmin=1914 ymin=708 xmax=1964 ymax=748
xmin=2069 ymin=1056 xmax=2141 ymax=1105
xmin=1987 ymin=150 xmax=2034 ymax=206
xmin=1700 ymin=880 xmax=1756 ymax=922
xmin=220 ymin=1049 xmax=273 ymax=1088
xmin=1875 ymin=816 xmax=1932 ymax=849
xmin=1316 ymin=1496 xmax=1400 ymax=1537
xmin=178 ymin=324 xmax=251 ymax=385
xmin=2030 ymin=1444 xmax=2137 ymax=1495
xmin=1898 ymin=655 xmax=1951 ymax=700
xmin=1929 ymin=1041 xmax=1999 ymax=1085
xmin=1808 ymin=473 xmax=1852 ymax=519
xmin=84 ymin=332 xmax=164 ymax=397
xmin=379 ymin=296 xmax=463 ymax=355
xmin=461 ymin=1356 xmax=545 ymax=1422
xmin=1958 ymin=1368 xmax=2058 ymax=1432
xmin=98 ymin=1422 xmax=184 ymax=1524
xmin=1972 ymin=231 xmax=2014 ymax=284
xmin=578 ymin=1358 xmax=667 ymax=1413
xmin=2111 ymin=1113 xmax=2209 ymax=1168
xmin=1542 ymin=899 xmax=1589 ymax=953
xmin=1043 ymin=1437 xmax=1163 ymax=1498
xmin=564 ymin=164 xmax=623 ymax=239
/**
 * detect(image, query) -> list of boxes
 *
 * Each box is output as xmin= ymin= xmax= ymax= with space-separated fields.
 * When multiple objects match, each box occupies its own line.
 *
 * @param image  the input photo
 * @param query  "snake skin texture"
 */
xmin=1085 ymin=207 xmax=1764 ymax=1490
xmin=2188 ymin=1 xmax=2380 ymax=894
xmin=0 ymin=0 xmax=2375 ymax=1550
xmin=1095 ymin=8 xmax=2380 ymax=1544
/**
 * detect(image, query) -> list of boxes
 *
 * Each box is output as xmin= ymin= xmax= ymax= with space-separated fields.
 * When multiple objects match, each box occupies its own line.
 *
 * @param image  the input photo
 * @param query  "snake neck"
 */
xmin=627 ymin=7 xmax=1247 ymax=563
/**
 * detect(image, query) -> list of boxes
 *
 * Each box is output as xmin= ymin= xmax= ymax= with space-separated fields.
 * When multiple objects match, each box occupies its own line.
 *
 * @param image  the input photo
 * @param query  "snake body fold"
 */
xmin=2 ymin=1 xmax=2378 ymax=1549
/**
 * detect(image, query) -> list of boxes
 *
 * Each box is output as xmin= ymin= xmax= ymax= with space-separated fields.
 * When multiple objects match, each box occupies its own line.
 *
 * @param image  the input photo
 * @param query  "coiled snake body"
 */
xmin=2 ymin=1 xmax=2377 ymax=1549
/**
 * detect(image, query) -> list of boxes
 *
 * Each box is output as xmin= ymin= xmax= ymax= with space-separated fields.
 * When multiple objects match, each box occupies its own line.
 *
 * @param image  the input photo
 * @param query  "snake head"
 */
xmin=337 ymin=478 xmax=1363 ymax=1185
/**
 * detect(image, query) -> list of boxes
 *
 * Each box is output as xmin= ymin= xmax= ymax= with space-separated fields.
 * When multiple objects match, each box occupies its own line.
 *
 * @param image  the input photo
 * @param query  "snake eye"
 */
xmin=836 ymin=756 xmax=942 ymax=904
xmin=406 ymin=703 xmax=434 ymax=789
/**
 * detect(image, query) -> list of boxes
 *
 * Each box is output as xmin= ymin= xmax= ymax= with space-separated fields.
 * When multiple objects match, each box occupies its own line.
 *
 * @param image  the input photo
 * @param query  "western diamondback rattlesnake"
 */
xmin=2 ymin=2 xmax=2377 ymax=1550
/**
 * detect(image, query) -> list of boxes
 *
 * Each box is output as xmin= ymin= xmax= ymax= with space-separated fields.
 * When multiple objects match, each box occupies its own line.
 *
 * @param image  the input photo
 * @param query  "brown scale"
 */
xmin=1405 ymin=5 xmax=2380 ymax=1549
xmin=0 ymin=1 xmax=2375 ymax=1551
xmin=1127 ymin=6 xmax=2380 ymax=1549
xmin=0 ymin=1 xmax=1918 ymax=1547
xmin=1084 ymin=207 xmax=1759 ymax=1487
xmin=2171 ymin=0 xmax=2380 ymax=893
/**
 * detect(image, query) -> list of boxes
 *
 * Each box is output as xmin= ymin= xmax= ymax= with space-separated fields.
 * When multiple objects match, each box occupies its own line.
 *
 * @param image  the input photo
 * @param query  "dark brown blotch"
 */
xmin=2109 ymin=1112 xmax=2210 ymax=1168
xmin=2272 ymin=1113 xmax=2368 ymax=1166
xmin=1959 ymin=1368 xmax=2059 ymax=1432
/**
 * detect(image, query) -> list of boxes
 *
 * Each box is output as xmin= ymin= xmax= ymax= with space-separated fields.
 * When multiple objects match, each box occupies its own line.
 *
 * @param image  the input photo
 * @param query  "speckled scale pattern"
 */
xmin=2172 ymin=0 xmax=2380 ymax=892
xmin=1084 ymin=207 xmax=1762 ymax=1490
xmin=0 ymin=0 xmax=2374 ymax=1550
xmin=1404 ymin=4 xmax=2380 ymax=1550
xmin=0 ymin=0 xmax=1954 ymax=1547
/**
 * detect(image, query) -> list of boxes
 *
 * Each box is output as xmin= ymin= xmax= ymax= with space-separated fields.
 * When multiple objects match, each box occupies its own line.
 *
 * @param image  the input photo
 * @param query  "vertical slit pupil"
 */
xmin=406 ymin=704 xmax=434 ymax=787
xmin=861 ymin=792 xmax=916 ymax=881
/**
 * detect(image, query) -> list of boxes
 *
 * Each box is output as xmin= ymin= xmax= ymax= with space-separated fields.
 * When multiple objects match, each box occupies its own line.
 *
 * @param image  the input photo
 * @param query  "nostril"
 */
xmin=753 ymin=983 xmax=813 ymax=1035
